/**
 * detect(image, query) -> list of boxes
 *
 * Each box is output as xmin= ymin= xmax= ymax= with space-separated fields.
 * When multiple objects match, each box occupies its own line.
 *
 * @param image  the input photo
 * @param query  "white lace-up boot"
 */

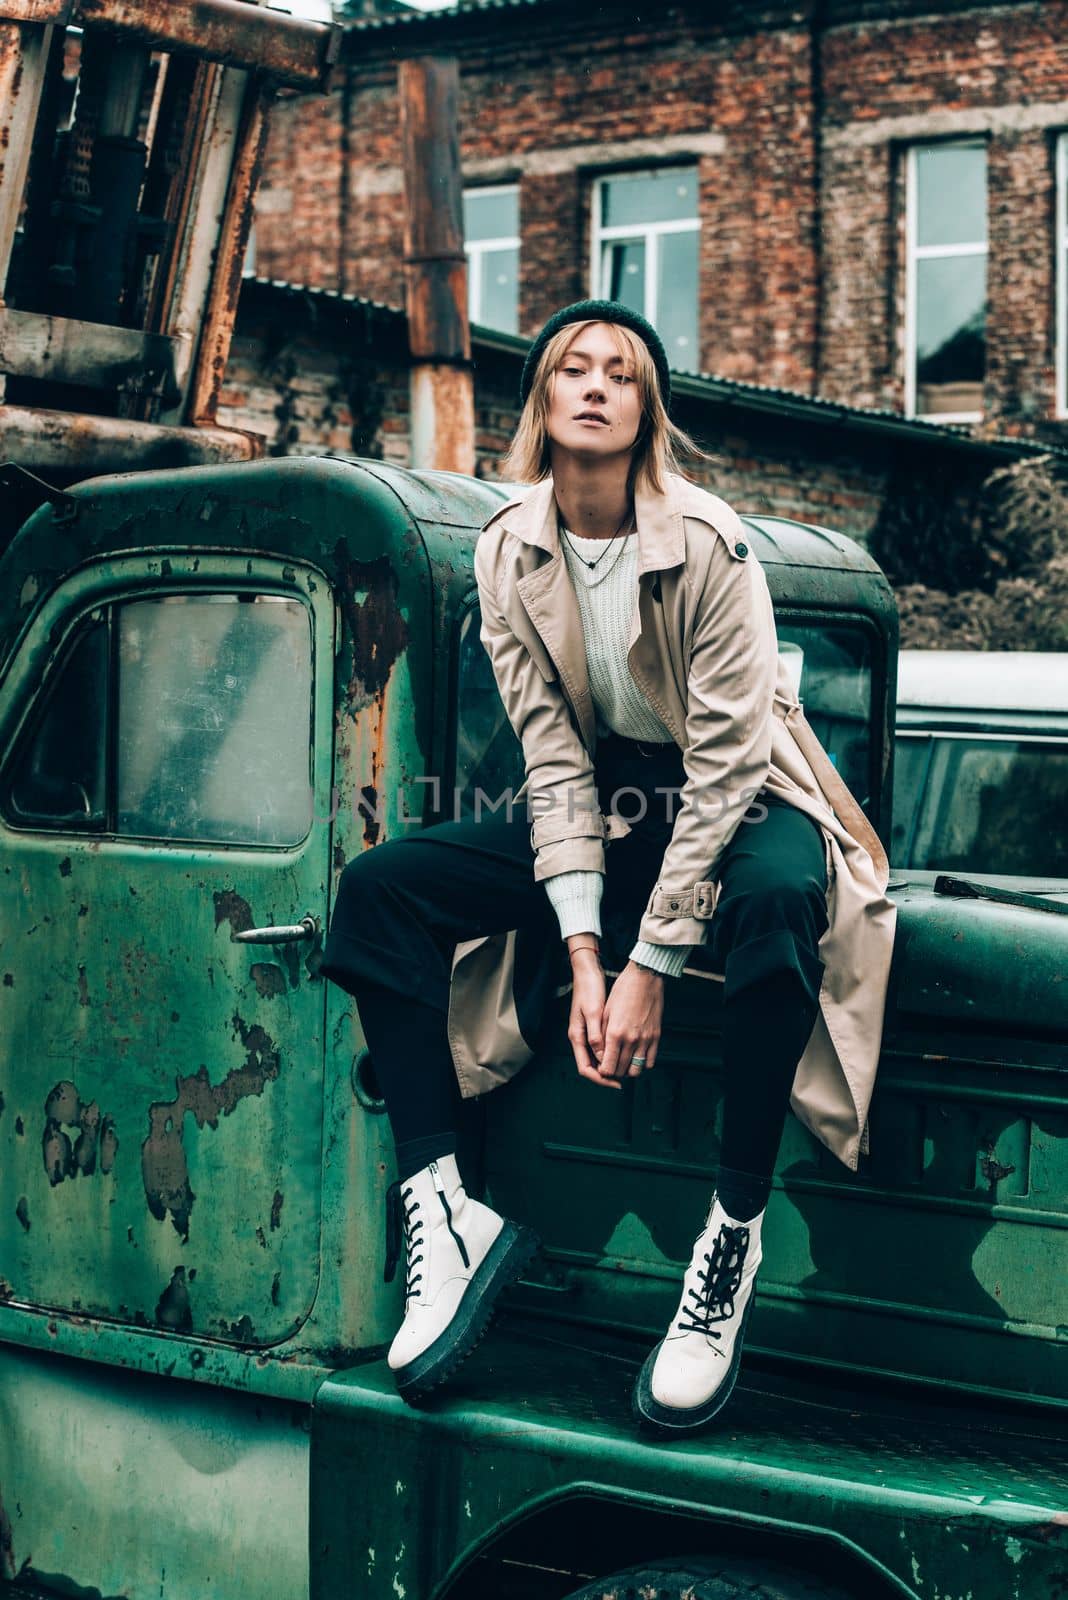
xmin=633 ymin=1192 xmax=764 ymax=1435
xmin=383 ymin=1152 xmax=540 ymax=1400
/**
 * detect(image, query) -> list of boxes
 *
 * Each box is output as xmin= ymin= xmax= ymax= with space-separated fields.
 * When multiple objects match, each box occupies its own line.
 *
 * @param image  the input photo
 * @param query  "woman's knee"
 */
xmin=716 ymin=874 xmax=828 ymax=966
xmin=335 ymin=839 xmax=415 ymax=909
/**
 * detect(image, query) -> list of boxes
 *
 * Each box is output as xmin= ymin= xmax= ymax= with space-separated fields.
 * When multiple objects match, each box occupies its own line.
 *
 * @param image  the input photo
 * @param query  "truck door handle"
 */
xmin=233 ymin=914 xmax=320 ymax=944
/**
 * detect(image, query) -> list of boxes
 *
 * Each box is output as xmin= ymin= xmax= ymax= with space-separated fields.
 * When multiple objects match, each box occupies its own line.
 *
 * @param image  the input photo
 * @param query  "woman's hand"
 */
xmin=598 ymin=962 xmax=664 ymax=1082
xmin=567 ymin=947 xmax=615 ymax=1089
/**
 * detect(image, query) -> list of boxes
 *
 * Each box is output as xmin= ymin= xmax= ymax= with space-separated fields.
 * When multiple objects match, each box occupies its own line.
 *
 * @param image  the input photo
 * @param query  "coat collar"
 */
xmin=484 ymin=472 xmax=690 ymax=576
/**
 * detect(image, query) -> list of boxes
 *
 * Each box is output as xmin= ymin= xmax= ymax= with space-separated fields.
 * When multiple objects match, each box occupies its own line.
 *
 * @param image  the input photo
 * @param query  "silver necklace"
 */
xmin=563 ymin=527 xmax=636 ymax=589
xmin=558 ymin=505 xmax=634 ymax=569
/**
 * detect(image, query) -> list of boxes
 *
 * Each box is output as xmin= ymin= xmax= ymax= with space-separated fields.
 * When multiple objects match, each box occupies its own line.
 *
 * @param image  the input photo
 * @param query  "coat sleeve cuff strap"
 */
xmin=646 ymin=880 xmax=720 ymax=920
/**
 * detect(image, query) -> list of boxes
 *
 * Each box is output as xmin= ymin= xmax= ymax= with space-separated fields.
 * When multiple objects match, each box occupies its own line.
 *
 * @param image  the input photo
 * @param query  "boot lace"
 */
xmin=675 ymin=1221 xmax=750 ymax=1347
xmin=383 ymin=1180 xmax=425 ymax=1304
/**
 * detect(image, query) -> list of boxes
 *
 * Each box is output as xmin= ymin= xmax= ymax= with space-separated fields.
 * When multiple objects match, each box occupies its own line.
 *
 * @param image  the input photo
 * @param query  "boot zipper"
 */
xmin=429 ymin=1160 xmax=470 ymax=1268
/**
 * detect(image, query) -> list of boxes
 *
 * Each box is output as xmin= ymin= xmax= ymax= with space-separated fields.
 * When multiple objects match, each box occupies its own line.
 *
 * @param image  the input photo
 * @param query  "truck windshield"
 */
xmin=892 ymin=733 xmax=1068 ymax=876
xmin=454 ymin=604 xmax=875 ymax=820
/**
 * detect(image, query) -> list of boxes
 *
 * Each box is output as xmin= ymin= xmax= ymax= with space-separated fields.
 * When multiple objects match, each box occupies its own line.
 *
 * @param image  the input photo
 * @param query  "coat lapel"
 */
xmin=509 ymin=478 xmax=598 ymax=749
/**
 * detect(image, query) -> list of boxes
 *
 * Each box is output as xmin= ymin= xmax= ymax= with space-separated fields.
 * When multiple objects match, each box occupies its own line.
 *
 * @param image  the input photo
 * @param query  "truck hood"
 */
xmin=885 ymin=873 xmax=1068 ymax=1036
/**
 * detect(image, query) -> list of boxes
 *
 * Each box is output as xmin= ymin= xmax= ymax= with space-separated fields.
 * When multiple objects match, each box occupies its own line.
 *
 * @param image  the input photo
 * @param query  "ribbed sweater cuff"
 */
xmin=543 ymin=870 xmax=603 ymax=940
xmin=629 ymin=939 xmax=691 ymax=978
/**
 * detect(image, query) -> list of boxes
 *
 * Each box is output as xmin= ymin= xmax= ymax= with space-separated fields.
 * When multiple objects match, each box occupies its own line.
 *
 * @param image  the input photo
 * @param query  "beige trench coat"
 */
xmin=446 ymin=471 xmax=897 ymax=1172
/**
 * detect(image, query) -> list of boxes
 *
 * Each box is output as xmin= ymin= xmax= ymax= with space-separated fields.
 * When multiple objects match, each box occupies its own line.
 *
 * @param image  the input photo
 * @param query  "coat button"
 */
xmin=670 ymin=900 xmax=679 ymax=910
xmin=735 ymin=542 xmax=748 ymax=558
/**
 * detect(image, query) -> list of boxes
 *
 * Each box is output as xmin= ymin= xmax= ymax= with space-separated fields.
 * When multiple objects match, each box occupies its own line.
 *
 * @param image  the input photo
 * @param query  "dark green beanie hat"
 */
xmin=519 ymin=299 xmax=671 ymax=411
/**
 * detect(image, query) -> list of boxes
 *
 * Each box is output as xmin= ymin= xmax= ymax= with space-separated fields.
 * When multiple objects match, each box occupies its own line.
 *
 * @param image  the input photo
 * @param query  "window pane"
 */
xmin=601 ymin=167 xmax=697 ymax=228
xmin=916 ymin=143 xmax=986 ymax=248
xmin=890 ymin=735 xmax=932 ymax=865
xmin=116 ymin=595 xmax=313 ymax=846
xmin=916 ymin=254 xmax=986 ymax=415
xmin=656 ymin=228 xmax=699 ymax=368
xmin=463 ymin=187 xmax=518 ymax=243
xmin=478 ymin=245 xmax=518 ymax=334
xmin=454 ymin=607 xmax=524 ymax=814
xmin=5 ymin=615 xmax=107 ymax=829
xmin=606 ymin=238 xmax=646 ymax=314
xmin=910 ymin=738 xmax=1068 ymax=876
xmin=776 ymin=623 xmax=874 ymax=815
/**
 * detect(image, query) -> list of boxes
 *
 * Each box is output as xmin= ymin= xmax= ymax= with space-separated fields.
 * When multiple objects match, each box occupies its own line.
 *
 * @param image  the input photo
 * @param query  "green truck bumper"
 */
xmin=311 ymin=1316 xmax=1068 ymax=1600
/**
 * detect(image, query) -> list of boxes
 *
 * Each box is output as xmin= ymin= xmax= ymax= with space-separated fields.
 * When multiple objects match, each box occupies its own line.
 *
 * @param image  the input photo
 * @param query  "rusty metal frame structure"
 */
xmin=0 ymin=0 xmax=340 ymax=472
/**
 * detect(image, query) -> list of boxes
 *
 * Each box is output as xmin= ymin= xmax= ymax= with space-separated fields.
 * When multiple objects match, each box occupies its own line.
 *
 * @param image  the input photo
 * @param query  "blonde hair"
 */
xmin=501 ymin=319 xmax=708 ymax=493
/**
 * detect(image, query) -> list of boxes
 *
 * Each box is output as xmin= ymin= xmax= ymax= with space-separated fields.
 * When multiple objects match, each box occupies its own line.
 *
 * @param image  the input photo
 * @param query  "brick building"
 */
xmin=250 ymin=0 xmax=1068 ymax=440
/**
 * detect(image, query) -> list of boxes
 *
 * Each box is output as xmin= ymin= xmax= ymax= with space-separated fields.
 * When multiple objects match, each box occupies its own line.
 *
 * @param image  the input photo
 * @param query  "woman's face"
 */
xmin=545 ymin=322 xmax=644 ymax=463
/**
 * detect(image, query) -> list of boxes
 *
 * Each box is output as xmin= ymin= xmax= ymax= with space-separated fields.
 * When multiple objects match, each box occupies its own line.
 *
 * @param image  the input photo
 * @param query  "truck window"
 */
xmin=454 ymin=605 xmax=526 ymax=811
xmin=6 ymin=611 xmax=108 ymax=827
xmin=2 ymin=593 xmax=314 ymax=847
xmin=454 ymin=603 xmax=875 ymax=818
xmin=898 ymin=734 xmax=1068 ymax=876
xmin=776 ymin=621 xmax=874 ymax=812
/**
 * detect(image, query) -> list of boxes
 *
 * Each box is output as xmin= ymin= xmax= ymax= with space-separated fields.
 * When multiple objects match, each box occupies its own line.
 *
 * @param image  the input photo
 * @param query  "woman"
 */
xmin=319 ymin=299 xmax=896 ymax=1438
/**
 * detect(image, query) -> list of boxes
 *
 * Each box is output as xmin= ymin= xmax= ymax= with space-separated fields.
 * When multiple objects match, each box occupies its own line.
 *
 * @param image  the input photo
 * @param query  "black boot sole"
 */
xmin=393 ymin=1221 xmax=541 ymax=1402
xmin=631 ymin=1294 xmax=755 ymax=1438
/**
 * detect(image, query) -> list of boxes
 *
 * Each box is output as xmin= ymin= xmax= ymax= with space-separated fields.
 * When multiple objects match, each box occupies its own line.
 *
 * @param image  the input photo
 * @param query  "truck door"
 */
xmin=0 ymin=554 xmax=334 ymax=1346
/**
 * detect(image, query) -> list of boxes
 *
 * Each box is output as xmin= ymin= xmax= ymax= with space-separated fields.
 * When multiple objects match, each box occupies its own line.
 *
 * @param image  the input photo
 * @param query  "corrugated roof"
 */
xmin=239 ymin=273 xmax=1068 ymax=461
xmin=342 ymin=0 xmax=553 ymax=32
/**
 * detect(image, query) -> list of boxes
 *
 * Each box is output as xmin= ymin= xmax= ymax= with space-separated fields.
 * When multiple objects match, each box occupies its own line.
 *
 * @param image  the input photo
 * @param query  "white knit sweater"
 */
xmin=543 ymin=528 xmax=690 ymax=979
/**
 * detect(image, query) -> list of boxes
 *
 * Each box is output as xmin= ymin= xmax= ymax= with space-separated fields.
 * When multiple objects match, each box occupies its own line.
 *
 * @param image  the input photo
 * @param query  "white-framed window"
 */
xmin=904 ymin=140 xmax=987 ymax=422
xmin=1056 ymin=132 xmax=1068 ymax=419
xmin=463 ymin=185 xmax=519 ymax=335
xmin=590 ymin=166 xmax=699 ymax=371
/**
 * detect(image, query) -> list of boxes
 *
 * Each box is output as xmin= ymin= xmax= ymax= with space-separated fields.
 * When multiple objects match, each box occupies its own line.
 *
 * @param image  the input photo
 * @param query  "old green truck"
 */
xmin=0 ymin=455 xmax=1065 ymax=1600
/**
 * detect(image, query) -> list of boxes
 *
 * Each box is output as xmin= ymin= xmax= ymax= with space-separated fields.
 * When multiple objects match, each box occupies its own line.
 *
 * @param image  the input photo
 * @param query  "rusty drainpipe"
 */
xmin=398 ymin=57 xmax=474 ymax=475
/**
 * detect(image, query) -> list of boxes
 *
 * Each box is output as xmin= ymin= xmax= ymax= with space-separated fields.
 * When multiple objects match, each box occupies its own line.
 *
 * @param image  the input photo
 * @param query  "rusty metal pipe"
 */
xmin=399 ymin=56 xmax=474 ymax=474
xmin=0 ymin=404 xmax=263 ymax=472
xmin=187 ymin=77 xmax=270 ymax=426
xmin=0 ymin=0 xmax=341 ymax=89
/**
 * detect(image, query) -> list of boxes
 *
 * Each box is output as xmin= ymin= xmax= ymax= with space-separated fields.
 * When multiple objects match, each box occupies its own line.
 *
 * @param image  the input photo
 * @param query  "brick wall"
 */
xmin=256 ymin=4 xmax=821 ymax=392
xmin=253 ymin=0 xmax=1068 ymax=439
xmin=818 ymin=4 xmax=1068 ymax=430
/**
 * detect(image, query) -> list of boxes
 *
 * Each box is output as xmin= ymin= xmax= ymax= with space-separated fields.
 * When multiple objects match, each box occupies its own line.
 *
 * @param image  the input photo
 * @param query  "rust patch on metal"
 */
xmin=250 ymin=962 xmax=286 ymax=999
xmin=77 ymin=964 xmax=89 ymax=1006
xmin=331 ymin=547 xmax=409 ymax=716
xmin=2 ymin=973 xmax=12 ymax=985
xmin=270 ymin=1188 xmax=283 ymax=1230
xmin=980 ymin=1148 xmax=1016 ymax=1188
xmin=15 ymin=1196 xmax=29 ymax=1231
xmin=270 ymin=1271 xmax=281 ymax=1306
xmin=359 ymin=784 xmax=380 ymax=850
xmin=14 ymin=1115 xmax=23 ymax=1136
xmin=214 ymin=888 xmax=254 ymax=937
xmin=42 ymin=1081 xmax=117 ymax=1185
xmin=59 ymin=855 xmax=72 ymax=876
xmin=140 ymin=1018 xmax=281 ymax=1241
xmin=224 ymin=1312 xmax=256 ymax=1341
xmin=156 ymin=1265 xmax=193 ymax=1333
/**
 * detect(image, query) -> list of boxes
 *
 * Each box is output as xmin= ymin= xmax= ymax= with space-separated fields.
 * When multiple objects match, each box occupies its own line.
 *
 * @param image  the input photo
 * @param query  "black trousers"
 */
xmin=320 ymin=732 xmax=829 ymax=1198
